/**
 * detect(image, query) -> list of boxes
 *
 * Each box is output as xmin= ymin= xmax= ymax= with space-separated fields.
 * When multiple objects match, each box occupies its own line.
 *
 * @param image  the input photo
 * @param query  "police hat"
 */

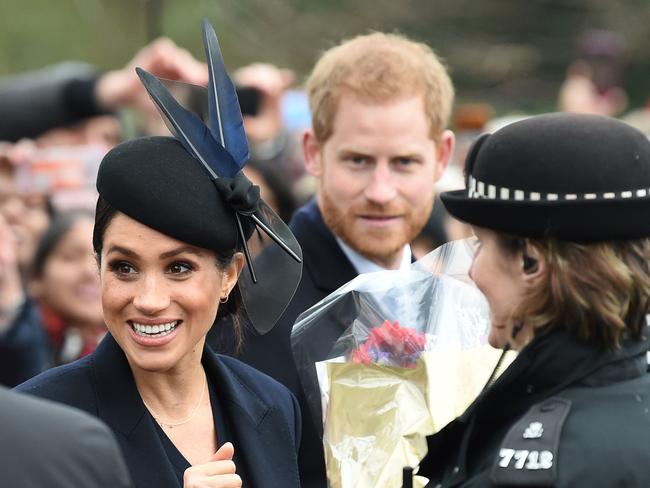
xmin=441 ymin=113 xmax=650 ymax=241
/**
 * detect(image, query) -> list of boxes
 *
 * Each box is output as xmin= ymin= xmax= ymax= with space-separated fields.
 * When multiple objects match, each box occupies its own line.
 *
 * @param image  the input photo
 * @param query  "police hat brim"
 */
xmin=441 ymin=189 xmax=650 ymax=242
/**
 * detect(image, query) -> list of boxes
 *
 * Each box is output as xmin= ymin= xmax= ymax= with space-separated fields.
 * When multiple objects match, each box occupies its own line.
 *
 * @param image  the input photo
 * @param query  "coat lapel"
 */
xmin=90 ymin=335 xmax=180 ymax=486
xmin=202 ymin=351 xmax=300 ymax=488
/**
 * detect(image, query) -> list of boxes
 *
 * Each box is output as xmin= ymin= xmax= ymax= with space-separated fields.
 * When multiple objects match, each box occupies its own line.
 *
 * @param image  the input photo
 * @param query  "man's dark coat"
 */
xmin=16 ymin=334 xmax=302 ymax=488
xmin=1 ymin=385 xmax=132 ymax=487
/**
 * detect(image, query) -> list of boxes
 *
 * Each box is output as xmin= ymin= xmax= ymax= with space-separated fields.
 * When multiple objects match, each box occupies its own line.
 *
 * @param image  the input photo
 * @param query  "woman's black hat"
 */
xmin=98 ymin=136 xmax=251 ymax=253
xmin=96 ymin=20 xmax=302 ymax=334
xmin=441 ymin=113 xmax=650 ymax=241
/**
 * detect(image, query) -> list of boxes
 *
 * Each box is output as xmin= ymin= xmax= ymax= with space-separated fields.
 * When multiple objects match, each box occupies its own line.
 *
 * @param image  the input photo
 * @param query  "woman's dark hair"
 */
xmin=93 ymin=196 xmax=246 ymax=351
xmin=31 ymin=208 xmax=95 ymax=278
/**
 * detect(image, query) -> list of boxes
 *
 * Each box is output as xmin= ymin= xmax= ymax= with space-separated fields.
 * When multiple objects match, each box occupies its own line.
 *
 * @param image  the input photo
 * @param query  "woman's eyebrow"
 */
xmin=159 ymin=246 xmax=202 ymax=259
xmin=106 ymin=245 xmax=137 ymax=257
xmin=106 ymin=244 xmax=201 ymax=259
xmin=106 ymin=245 xmax=202 ymax=259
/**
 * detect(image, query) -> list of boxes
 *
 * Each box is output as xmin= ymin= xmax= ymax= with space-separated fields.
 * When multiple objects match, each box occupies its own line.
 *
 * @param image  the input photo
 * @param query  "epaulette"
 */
xmin=490 ymin=397 xmax=571 ymax=486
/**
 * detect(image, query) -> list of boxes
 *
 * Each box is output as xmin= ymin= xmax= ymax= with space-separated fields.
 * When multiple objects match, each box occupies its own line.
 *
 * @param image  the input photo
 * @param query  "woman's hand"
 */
xmin=183 ymin=442 xmax=242 ymax=488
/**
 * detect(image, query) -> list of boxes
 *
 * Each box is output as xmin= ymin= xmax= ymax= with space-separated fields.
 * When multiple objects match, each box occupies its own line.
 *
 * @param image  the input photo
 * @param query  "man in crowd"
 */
xmin=1 ymin=385 xmax=132 ymax=486
xmin=222 ymin=32 xmax=455 ymax=487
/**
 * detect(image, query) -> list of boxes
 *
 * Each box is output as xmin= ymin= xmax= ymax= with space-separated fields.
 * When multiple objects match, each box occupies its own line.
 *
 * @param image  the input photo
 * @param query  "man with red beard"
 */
xmin=217 ymin=32 xmax=454 ymax=488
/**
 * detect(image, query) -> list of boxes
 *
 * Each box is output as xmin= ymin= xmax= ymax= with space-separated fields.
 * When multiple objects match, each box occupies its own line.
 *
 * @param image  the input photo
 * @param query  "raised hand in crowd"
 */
xmin=0 ymin=37 xmax=208 ymax=143
xmin=233 ymin=62 xmax=294 ymax=145
xmin=95 ymin=37 xmax=208 ymax=113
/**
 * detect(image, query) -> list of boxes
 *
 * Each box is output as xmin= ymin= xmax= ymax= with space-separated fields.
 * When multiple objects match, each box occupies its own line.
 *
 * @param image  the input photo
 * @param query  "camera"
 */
xmin=236 ymin=86 xmax=262 ymax=117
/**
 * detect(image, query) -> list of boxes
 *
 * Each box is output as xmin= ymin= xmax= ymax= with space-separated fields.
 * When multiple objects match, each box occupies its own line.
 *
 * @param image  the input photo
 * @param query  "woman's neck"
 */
xmin=132 ymin=354 xmax=207 ymax=419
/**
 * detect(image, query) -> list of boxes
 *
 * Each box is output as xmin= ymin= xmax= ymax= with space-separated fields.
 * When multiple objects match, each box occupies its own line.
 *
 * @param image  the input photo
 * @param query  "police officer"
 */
xmin=419 ymin=113 xmax=650 ymax=487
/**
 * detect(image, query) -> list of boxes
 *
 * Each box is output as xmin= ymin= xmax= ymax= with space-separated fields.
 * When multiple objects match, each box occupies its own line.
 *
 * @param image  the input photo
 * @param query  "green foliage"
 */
xmin=0 ymin=0 xmax=648 ymax=114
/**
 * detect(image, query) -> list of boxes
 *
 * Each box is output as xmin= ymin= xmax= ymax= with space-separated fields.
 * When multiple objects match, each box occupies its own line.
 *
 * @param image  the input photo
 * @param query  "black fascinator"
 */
xmin=97 ymin=20 xmax=302 ymax=334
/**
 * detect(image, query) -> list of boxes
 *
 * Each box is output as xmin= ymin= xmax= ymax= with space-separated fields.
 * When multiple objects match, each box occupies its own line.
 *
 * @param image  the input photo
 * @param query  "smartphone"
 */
xmin=162 ymin=80 xmax=262 ymax=119
xmin=236 ymin=86 xmax=262 ymax=117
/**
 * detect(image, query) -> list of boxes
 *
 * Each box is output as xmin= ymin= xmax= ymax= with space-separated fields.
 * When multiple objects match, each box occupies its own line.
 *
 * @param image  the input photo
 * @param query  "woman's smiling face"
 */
xmin=32 ymin=217 xmax=103 ymax=327
xmin=99 ymin=212 xmax=239 ymax=374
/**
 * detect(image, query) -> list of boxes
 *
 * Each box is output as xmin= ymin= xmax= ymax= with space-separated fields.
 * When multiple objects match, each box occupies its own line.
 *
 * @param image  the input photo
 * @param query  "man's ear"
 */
xmin=521 ymin=241 xmax=546 ymax=287
xmin=302 ymin=128 xmax=322 ymax=177
xmin=434 ymin=129 xmax=455 ymax=182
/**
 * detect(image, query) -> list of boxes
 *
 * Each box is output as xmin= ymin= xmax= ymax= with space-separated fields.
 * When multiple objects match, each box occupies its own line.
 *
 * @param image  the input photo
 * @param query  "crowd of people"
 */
xmin=2 ymin=17 xmax=650 ymax=488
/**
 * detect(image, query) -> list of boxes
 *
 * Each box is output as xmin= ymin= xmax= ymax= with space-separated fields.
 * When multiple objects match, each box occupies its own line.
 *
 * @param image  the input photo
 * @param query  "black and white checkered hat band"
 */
xmin=467 ymin=175 xmax=650 ymax=202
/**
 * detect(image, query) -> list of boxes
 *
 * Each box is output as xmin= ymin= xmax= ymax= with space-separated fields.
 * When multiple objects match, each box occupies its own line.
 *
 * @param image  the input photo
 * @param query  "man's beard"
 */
xmin=319 ymin=184 xmax=433 ymax=266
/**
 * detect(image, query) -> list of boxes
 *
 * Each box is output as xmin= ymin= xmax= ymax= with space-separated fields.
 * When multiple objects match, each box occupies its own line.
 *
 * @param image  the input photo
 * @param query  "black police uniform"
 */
xmin=419 ymin=326 xmax=650 ymax=487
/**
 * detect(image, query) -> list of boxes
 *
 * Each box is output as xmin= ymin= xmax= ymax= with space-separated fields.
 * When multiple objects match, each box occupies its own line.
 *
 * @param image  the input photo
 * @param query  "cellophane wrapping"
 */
xmin=291 ymin=239 xmax=515 ymax=487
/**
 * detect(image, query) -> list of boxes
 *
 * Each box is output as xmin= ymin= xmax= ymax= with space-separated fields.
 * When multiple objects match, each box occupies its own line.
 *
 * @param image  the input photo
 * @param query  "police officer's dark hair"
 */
xmin=496 ymin=234 xmax=650 ymax=350
xmin=92 ymin=196 xmax=245 ymax=350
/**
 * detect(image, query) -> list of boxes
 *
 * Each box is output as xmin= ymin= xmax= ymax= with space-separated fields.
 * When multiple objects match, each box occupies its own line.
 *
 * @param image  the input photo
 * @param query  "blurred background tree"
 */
xmin=0 ymin=0 xmax=648 ymax=115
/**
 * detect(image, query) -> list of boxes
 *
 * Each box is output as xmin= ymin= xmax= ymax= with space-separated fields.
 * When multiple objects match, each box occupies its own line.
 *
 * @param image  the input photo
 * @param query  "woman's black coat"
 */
xmin=16 ymin=334 xmax=302 ymax=487
xmin=419 ymin=325 xmax=650 ymax=487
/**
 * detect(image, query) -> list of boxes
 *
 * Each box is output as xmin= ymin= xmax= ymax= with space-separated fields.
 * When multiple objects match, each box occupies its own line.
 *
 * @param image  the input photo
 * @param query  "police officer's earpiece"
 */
xmin=523 ymin=255 xmax=538 ymax=274
xmin=511 ymin=321 xmax=524 ymax=339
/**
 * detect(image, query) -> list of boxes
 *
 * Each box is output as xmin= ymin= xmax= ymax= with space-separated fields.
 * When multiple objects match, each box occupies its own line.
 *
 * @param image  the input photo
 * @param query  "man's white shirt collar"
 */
xmin=336 ymin=238 xmax=412 ymax=274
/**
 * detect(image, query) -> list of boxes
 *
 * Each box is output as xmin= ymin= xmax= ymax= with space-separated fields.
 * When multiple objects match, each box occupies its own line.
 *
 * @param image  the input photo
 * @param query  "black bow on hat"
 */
xmin=441 ymin=113 xmax=650 ymax=242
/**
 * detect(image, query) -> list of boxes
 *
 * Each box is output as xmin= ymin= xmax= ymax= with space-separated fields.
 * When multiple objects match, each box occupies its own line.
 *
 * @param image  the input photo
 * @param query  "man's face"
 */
xmin=304 ymin=93 xmax=453 ymax=268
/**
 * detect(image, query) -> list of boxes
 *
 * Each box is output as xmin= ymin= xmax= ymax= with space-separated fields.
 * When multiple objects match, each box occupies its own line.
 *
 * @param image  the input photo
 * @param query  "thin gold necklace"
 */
xmin=141 ymin=374 xmax=207 ymax=429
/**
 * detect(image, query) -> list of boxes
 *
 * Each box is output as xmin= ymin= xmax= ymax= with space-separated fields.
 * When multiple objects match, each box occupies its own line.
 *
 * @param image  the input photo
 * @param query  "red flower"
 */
xmin=351 ymin=320 xmax=426 ymax=368
xmin=351 ymin=347 xmax=372 ymax=364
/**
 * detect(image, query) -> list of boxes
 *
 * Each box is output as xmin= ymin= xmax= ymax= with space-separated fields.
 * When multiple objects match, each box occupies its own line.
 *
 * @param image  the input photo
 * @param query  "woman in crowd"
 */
xmin=0 ymin=209 xmax=102 ymax=386
xmin=420 ymin=113 xmax=650 ymax=487
xmin=29 ymin=209 xmax=105 ymax=365
xmin=16 ymin=21 xmax=302 ymax=487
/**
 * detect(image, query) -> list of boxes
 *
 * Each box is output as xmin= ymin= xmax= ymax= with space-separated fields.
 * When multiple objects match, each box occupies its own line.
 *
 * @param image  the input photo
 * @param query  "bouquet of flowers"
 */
xmin=351 ymin=320 xmax=426 ymax=367
xmin=291 ymin=240 xmax=515 ymax=488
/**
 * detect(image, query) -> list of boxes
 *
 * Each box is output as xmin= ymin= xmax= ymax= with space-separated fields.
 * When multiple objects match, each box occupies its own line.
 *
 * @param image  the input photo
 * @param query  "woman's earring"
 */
xmin=219 ymin=294 xmax=229 ymax=304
